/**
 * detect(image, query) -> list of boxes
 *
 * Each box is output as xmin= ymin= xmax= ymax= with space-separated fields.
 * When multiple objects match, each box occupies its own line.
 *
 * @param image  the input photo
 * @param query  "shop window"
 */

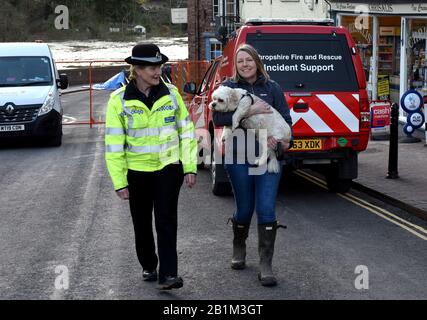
xmin=407 ymin=18 xmax=427 ymax=92
xmin=340 ymin=15 xmax=373 ymax=79
xmin=377 ymin=17 xmax=401 ymax=101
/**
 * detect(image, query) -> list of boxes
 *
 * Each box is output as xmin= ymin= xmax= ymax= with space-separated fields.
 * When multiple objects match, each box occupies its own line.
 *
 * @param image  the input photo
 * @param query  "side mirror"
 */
xmin=183 ymin=82 xmax=197 ymax=95
xmin=58 ymin=73 xmax=68 ymax=89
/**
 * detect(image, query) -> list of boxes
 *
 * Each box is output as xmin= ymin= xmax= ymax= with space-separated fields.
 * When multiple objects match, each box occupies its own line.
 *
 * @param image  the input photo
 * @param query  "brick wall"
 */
xmin=188 ymin=0 xmax=215 ymax=61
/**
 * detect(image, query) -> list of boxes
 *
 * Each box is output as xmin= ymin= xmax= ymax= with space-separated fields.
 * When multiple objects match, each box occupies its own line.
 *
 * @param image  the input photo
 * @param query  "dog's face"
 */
xmin=209 ymin=86 xmax=241 ymax=112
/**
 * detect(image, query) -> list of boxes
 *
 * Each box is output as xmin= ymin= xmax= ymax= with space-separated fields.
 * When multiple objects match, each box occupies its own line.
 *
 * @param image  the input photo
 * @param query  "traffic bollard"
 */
xmin=387 ymin=103 xmax=399 ymax=179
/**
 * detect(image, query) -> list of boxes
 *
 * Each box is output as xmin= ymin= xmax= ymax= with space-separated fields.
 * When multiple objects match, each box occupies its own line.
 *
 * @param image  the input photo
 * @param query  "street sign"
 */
xmin=408 ymin=111 xmax=424 ymax=129
xmin=400 ymin=89 xmax=424 ymax=139
xmin=400 ymin=89 xmax=422 ymax=113
xmin=171 ymin=8 xmax=187 ymax=24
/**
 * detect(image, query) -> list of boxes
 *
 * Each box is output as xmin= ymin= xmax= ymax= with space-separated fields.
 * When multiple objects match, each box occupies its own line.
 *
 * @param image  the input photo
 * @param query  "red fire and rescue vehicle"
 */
xmin=185 ymin=18 xmax=370 ymax=195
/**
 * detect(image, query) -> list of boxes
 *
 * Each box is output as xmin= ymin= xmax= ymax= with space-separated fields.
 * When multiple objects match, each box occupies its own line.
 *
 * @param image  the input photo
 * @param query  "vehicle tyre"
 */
xmin=48 ymin=126 xmax=62 ymax=147
xmin=211 ymin=144 xmax=232 ymax=196
xmin=325 ymin=174 xmax=352 ymax=193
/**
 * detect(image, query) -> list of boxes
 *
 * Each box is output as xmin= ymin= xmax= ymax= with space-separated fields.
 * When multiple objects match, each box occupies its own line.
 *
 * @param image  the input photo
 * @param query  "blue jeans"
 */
xmin=224 ymin=163 xmax=282 ymax=225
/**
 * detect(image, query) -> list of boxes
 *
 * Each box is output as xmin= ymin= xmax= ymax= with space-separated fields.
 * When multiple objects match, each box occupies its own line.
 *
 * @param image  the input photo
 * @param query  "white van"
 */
xmin=0 ymin=42 xmax=68 ymax=146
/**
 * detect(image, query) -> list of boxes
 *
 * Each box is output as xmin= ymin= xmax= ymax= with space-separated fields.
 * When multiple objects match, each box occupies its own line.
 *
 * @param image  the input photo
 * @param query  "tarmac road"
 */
xmin=0 ymin=90 xmax=426 ymax=300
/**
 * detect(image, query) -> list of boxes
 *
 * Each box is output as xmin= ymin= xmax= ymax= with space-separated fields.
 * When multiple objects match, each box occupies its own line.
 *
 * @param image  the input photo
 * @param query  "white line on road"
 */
xmin=63 ymin=115 xmax=77 ymax=124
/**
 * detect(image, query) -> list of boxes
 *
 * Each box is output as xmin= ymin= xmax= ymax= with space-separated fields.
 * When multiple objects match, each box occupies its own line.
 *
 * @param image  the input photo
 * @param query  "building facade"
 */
xmin=329 ymin=0 xmax=427 ymax=120
xmin=188 ymin=0 xmax=216 ymax=61
xmin=187 ymin=0 xmax=329 ymax=62
xmin=240 ymin=0 xmax=328 ymax=20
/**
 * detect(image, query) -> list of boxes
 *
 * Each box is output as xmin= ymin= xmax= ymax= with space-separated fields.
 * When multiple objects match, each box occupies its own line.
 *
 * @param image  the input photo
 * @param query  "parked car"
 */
xmin=0 ymin=42 xmax=68 ymax=146
xmin=185 ymin=18 xmax=370 ymax=195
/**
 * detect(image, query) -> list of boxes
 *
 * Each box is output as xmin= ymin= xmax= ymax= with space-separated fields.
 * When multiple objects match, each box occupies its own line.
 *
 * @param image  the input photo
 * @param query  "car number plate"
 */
xmin=291 ymin=139 xmax=322 ymax=150
xmin=0 ymin=125 xmax=25 ymax=132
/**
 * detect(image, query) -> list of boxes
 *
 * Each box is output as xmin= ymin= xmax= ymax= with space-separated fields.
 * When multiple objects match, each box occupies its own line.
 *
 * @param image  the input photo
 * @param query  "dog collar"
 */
xmin=240 ymin=92 xmax=254 ymax=104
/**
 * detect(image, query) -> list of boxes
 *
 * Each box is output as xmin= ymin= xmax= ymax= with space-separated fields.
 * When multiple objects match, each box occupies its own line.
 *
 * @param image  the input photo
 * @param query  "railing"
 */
xmin=56 ymin=59 xmax=211 ymax=127
xmin=215 ymin=15 xmax=242 ymax=39
xmin=57 ymin=60 xmax=125 ymax=128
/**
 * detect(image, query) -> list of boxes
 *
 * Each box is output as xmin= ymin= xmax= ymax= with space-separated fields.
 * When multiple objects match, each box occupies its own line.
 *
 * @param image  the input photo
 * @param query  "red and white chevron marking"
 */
xmin=290 ymin=93 xmax=360 ymax=134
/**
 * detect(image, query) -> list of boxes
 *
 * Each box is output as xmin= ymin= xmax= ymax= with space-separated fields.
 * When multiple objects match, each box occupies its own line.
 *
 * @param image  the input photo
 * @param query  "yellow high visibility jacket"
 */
xmin=105 ymin=82 xmax=197 ymax=190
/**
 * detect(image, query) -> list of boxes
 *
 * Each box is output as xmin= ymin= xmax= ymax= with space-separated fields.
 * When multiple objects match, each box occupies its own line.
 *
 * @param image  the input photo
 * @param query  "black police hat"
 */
xmin=125 ymin=43 xmax=169 ymax=66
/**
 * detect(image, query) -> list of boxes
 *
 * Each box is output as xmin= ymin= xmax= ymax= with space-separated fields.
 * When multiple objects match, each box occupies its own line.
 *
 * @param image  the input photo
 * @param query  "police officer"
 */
xmin=105 ymin=43 xmax=197 ymax=290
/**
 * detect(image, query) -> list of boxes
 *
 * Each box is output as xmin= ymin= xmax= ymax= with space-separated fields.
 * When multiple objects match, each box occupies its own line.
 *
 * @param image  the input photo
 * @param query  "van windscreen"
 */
xmin=247 ymin=33 xmax=359 ymax=92
xmin=0 ymin=56 xmax=53 ymax=87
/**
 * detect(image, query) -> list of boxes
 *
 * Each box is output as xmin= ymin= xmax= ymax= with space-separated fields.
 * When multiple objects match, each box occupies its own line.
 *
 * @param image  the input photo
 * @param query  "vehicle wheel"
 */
xmin=48 ymin=126 xmax=62 ymax=147
xmin=211 ymin=144 xmax=232 ymax=196
xmin=326 ymin=174 xmax=352 ymax=193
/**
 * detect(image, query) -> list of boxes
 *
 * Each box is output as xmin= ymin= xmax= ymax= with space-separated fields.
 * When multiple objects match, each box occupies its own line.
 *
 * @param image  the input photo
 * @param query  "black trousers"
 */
xmin=127 ymin=164 xmax=184 ymax=280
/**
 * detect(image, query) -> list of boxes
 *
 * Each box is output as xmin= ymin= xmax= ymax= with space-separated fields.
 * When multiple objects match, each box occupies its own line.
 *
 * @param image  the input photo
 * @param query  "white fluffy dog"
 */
xmin=209 ymin=86 xmax=292 ymax=173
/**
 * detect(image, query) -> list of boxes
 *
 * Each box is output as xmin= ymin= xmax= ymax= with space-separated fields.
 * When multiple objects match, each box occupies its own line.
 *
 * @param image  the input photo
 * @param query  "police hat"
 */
xmin=125 ymin=43 xmax=169 ymax=66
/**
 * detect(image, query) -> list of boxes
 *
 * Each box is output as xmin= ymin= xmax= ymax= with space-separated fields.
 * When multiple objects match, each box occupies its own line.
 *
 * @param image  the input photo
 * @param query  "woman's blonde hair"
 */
xmin=129 ymin=65 xmax=140 ymax=81
xmin=232 ymin=44 xmax=269 ymax=83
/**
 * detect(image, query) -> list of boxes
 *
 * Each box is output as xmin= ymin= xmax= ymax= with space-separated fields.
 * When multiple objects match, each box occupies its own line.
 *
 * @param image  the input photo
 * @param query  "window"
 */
xmin=214 ymin=0 xmax=238 ymax=17
xmin=199 ymin=60 xmax=220 ymax=93
xmin=210 ymin=39 xmax=223 ymax=61
xmin=247 ymin=33 xmax=358 ymax=92
xmin=0 ymin=56 xmax=53 ymax=87
xmin=213 ymin=0 xmax=219 ymax=20
xmin=226 ymin=0 xmax=237 ymax=16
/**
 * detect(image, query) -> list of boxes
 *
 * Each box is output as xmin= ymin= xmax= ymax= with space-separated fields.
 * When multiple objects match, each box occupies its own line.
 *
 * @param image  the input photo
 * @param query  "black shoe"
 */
xmin=157 ymin=276 xmax=183 ymax=290
xmin=142 ymin=269 xmax=158 ymax=282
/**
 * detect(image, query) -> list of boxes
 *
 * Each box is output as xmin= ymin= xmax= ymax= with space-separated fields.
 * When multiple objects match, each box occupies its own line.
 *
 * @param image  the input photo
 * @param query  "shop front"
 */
xmin=330 ymin=1 xmax=427 ymax=121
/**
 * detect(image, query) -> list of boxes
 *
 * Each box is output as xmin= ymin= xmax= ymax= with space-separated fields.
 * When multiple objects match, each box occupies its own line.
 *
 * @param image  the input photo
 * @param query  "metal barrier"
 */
xmin=57 ymin=59 xmax=125 ymax=128
xmin=169 ymin=60 xmax=210 ymax=104
xmin=56 ymin=59 xmax=210 ymax=128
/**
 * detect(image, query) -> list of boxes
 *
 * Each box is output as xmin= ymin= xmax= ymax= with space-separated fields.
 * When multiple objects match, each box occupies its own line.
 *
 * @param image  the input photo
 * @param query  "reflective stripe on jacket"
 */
xmin=105 ymin=83 xmax=197 ymax=190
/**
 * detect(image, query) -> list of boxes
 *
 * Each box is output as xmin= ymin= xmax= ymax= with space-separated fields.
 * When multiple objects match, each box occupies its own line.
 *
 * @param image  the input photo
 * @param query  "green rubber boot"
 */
xmin=231 ymin=219 xmax=250 ymax=270
xmin=258 ymin=222 xmax=278 ymax=287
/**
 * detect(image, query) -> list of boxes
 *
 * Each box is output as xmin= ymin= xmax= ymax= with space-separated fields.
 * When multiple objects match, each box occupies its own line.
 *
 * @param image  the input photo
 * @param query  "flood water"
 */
xmin=49 ymin=37 xmax=188 ymax=68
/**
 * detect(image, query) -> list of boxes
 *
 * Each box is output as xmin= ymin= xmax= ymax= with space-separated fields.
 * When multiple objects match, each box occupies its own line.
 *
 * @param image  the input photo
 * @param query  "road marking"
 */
xmin=296 ymin=170 xmax=427 ymax=234
xmin=294 ymin=170 xmax=427 ymax=241
xmin=63 ymin=115 xmax=77 ymax=124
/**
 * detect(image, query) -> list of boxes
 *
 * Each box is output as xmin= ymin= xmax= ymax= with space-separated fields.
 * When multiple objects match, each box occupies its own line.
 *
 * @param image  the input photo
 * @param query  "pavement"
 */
xmin=353 ymin=125 xmax=427 ymax=220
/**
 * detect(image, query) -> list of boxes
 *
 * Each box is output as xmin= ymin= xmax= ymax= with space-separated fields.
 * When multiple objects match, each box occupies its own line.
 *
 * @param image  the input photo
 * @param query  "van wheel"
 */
xmin=326 ymin=175 xmax=352 ymax=193
xmin=48 ymin=127 xmax=62 ymax=147
xmin=211 ymin=144 xmax=232 ymax=196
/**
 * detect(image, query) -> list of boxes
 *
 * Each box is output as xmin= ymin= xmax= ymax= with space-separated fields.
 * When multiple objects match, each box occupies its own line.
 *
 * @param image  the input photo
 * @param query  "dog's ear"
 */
xmin=228 ymin=88 xmax=241 ymax=109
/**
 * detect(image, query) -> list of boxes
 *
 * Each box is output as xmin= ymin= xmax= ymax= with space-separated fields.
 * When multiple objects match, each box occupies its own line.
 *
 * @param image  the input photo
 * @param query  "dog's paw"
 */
xmin=221 ymin=128 xmax=232 ymax=142
xmin=231 ymin=121 xmax=240 ymax=131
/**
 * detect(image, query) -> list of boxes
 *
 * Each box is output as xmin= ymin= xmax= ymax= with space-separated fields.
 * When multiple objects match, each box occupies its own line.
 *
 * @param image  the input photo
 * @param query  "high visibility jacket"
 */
xmin=105 ymin=83 xmax=197 ymax=190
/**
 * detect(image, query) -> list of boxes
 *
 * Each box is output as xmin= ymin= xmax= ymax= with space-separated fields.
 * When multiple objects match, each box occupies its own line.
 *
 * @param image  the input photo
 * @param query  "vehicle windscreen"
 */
xmin=0 ymin=56 xmax=53 ymax=87
xmin=247 ymin=33 xmax=359 ymax=92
